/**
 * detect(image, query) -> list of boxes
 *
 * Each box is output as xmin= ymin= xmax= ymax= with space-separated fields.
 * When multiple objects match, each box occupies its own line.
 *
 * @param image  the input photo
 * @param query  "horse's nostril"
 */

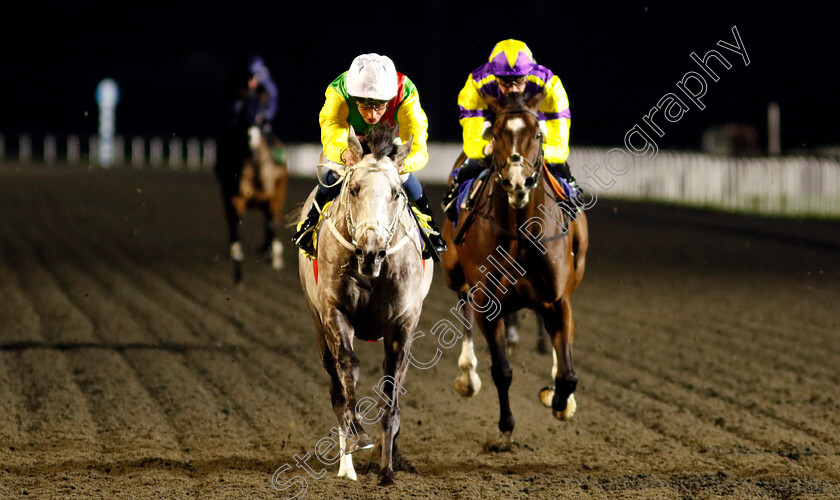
xmin=377 ymin=250 xmax=387 ymax=260
xmin=355 ymin=248 xmax=363 ymax=257
xmin=524 ymin=177 xmax=536 ymax=188
xmin=501 ymin=179 xmax=512 ymax=188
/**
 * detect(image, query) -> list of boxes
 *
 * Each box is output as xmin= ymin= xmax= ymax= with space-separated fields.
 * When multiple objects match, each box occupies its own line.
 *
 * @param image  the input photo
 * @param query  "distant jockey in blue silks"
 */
xmin=233 ymin=55 xmax=279 ymax=135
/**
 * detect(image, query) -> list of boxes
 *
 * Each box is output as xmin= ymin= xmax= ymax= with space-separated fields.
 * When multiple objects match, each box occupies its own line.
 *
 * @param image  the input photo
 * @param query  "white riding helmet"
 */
xmin=346 ymin=54 xmax=398 ymax=101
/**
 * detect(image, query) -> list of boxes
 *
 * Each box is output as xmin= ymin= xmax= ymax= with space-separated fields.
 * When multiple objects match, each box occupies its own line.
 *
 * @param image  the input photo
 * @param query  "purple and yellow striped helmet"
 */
xmin=487 ymin=39 xmax=536 ymax=76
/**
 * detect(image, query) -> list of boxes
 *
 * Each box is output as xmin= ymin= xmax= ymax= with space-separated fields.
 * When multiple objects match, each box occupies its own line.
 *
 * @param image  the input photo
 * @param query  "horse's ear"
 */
xmin=484 ymin=93 xmax=501 ymax=115
xmin=394 ymin=134 xmax=413 ymax=167
xmin=347 ymin=125 xmax=364 ymax=160
xmin=525 ymin=91 xmax=546 ymax=113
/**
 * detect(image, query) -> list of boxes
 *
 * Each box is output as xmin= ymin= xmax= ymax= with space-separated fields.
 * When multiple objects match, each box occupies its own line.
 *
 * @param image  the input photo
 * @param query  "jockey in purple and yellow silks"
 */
xmin=292 ymin=53 xmax=447 ymax=259
xmin=442 ymin=39 xmax=582 ymax=220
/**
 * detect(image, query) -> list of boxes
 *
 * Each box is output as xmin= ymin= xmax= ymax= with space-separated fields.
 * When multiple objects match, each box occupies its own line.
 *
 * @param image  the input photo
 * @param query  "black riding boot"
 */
xmin=412 ymin=194 xmax=447 ymax=259
xmin=292 ymin=204 xmax=320 ymax=256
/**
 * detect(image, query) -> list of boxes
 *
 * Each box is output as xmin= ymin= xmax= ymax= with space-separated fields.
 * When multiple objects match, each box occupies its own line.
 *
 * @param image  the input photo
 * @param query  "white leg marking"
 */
xmin=337 ymin=435 xmax=357 ymax=480
xmin=271 ymin=239 xmax=284 ymax=270
xmin=230 ymin=242 xmax=244 ymax=262
xmin=455 ymin=337 xmax=481 ymax=397
xmin=540 ymin=347 xmax=577 ymax=419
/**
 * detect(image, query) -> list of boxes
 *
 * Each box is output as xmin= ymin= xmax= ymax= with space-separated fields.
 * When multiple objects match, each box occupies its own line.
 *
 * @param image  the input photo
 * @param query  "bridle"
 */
xmin=320 ymin=162 xmax=415 ymax=256
xmin=490 ymin=108 xmax=545 ymax=190
xmin=467 ymin=107 xmax=569 ymax=241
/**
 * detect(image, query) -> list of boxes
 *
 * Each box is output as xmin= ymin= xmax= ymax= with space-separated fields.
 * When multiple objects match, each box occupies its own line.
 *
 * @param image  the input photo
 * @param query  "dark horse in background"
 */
xmin=441 ymin=91 xmax=588 ymax=449
xmin=215 ymin=125 xmax=288 ymax=283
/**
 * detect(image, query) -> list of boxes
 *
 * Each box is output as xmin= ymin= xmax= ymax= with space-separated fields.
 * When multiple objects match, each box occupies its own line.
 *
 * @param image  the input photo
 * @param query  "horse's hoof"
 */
xmin=539 ymin=388 xmax=576 ymax=420
xmin=377 ymin=469 xmax=395 ymax=486
xmin=454 ymin=373 xmax=481 ymax=398
xmin=484 ymin=431 xmax=513 ymax=453
xmin=553 ymin=394 xmax=577 ymax=420
xmin=538 ymin=387 xmax=554 ymax=408
xmin=344 ymin=435 xmax=375 ymax=455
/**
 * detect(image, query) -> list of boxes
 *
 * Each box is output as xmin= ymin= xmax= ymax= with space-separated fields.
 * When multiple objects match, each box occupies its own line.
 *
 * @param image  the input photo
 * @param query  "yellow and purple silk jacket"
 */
xmin=457 ymin=63 xmax=571 ymax=164
xmin=319 ymin=71 xmax=429 ymax=173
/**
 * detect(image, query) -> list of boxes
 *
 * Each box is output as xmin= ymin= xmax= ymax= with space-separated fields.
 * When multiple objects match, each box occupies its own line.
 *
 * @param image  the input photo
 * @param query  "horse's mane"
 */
xmin=366 ymin=124 xmax=400 ymax=161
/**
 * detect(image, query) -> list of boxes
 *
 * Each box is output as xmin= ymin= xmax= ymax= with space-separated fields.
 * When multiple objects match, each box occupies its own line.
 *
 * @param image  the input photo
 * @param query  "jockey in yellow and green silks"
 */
xmin=442 ymin=39 xmax=581 ymax=220
xmin=292 ymin=53 xmax=447 ymax=259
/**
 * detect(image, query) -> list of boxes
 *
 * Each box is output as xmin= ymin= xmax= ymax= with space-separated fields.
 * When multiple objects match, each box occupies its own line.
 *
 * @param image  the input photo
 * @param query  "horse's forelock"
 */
xmin=501 ymin=91 xmax=530 ymax=110
xmin=366 ymin=124 xmax=400 ymax=161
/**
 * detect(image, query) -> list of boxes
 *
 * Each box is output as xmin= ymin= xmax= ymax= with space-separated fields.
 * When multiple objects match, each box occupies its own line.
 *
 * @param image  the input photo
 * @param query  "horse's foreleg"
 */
xmin=316 ymin=330 xmax=356 ymax=480
xmin=538 ymin=297 xmax=578 ymax=420
xmin=376 ymin=325 xmax=411 ymax=486
xmin=454 ymin=305 xmax=481 ymax=397
xmin=479 ymin=314 xmax=515 ymax=448
xmin=322 ymin=313 xmax=374 ymax=460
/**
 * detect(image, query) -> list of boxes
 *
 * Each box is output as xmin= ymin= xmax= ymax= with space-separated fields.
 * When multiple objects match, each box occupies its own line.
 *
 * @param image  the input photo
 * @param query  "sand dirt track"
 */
xmin=1 ymin=166 xmax=839 ymax=499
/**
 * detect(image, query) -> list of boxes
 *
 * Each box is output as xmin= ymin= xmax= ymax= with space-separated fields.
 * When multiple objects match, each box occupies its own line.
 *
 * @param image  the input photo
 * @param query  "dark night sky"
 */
xmin=2 ymin=2 xmax=836 ymax=153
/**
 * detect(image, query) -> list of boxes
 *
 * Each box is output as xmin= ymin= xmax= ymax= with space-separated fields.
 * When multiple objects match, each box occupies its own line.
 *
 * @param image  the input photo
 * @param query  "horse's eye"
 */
xmin=349 ymin=184 xmax=360 ymax=197
xmin=535 ymin=133 xmax=543 ymax=140
xmin=392 ymin=189 xmax=400 ymax=201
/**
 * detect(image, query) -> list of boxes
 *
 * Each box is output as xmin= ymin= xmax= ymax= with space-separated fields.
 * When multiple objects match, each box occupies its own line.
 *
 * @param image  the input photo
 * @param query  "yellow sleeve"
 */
xmin=396 ymin=91 xmax=429 ymax=173
xmin=318 ymin=87 xmax=351 ymax=164
xmin=457 ymin=75 xmax=491 ymax=160
xmin=540 ymin=75 xmax=571 ymax=164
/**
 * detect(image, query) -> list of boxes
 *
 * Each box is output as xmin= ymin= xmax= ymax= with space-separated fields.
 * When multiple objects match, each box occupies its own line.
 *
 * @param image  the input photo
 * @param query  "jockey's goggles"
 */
xmin=356 ymin=98 xmax=389 ymax=111
xmin=497 ymin=75 xmax=527 ymax=87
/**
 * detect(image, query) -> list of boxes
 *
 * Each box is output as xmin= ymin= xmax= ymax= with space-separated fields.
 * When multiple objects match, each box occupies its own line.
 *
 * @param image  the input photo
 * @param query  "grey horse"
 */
xmin=297 ymin=125 xmax=433 ymax=486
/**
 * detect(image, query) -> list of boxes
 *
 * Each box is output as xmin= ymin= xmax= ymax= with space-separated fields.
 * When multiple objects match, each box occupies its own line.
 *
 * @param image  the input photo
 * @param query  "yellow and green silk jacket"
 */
xmin=319 ymin=71 xmax=429 ymax=173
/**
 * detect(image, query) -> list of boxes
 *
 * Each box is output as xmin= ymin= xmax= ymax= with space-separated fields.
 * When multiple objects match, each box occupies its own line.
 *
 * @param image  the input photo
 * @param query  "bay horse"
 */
xmin=441 ymin=91 xmax=589 ymax=449
xmin=218 ymin=125 xmax=288 ymax=283
xmin=297 ymin=125 xmax=433 ymax=486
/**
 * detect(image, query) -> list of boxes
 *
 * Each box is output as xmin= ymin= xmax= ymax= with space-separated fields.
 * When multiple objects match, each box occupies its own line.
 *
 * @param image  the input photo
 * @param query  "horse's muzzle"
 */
xmin=501 ymin=165 xmax=536 ymax=209
xmin=355 ymin=247 xmax=387 ymax=278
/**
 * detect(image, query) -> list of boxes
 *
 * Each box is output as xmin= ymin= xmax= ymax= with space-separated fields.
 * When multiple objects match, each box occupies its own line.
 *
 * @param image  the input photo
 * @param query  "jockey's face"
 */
xmin=356 ymin=100 xmax=388 ymax=124
xmin=497 ymin=75 xmax=527 ymax=96
xmin=248 ymin=75 xmax=259 ymax=90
